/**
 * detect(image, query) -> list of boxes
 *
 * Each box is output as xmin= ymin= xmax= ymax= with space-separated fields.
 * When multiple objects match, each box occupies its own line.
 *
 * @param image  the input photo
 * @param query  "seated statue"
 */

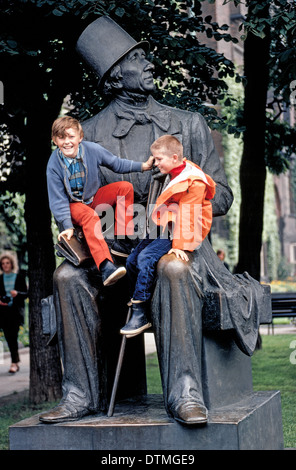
xmin=40 ymin=16 xmax=267 ymax=425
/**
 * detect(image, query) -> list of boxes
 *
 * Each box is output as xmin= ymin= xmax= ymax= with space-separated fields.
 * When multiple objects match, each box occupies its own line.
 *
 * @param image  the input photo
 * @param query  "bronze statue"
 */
xmin=40 ymin=16 xmax=264 ymax=425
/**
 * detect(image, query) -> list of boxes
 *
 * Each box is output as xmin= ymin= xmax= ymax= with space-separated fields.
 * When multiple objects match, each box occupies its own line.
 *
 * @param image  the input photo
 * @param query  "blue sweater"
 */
xmin=47 ymin=140 xmax=143 ymax=231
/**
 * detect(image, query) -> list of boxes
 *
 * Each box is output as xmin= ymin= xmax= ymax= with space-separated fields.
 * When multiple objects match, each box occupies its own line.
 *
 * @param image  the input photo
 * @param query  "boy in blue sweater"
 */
xmin=47 ymin=116 xmax=153 ymax=286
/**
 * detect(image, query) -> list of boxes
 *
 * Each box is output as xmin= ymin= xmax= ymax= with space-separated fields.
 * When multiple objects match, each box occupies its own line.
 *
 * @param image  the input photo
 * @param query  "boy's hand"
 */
xmin=142 ymin=155 xmax=155 ymax=171
xmin=168 ymin=248 xmax=189 ymax=262
xmin=58 ymin=228 xmax=74 ymax=241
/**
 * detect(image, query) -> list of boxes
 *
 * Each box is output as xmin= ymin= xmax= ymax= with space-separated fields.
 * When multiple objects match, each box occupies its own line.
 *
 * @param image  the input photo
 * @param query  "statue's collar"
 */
xmin=112 ymin=95 xmax=171 ymax=137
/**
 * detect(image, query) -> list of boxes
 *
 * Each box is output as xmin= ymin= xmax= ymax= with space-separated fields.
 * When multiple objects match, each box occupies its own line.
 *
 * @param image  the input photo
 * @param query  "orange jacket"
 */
xmin=151 ymin=160 xmax=216 ymax=251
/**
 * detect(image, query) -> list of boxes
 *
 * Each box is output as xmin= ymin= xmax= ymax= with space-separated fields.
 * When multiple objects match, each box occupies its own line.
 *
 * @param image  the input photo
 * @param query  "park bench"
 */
xmin=268 ymin=292 xmax=296 ymax=334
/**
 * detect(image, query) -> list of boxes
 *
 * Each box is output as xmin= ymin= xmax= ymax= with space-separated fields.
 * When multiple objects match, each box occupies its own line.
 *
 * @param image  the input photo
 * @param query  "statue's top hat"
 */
xmin=76 ymin=16 xmax=149 ymax=87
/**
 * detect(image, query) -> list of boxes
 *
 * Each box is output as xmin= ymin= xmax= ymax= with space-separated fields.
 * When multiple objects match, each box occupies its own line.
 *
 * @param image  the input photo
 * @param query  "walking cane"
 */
xmin=107 ymin=306 xmax=132 ymax=417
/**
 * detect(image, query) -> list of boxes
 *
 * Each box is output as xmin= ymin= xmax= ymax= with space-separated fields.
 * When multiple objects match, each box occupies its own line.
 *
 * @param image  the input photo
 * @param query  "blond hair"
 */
xmin=51 ymin=116 xmax=84 ymax=140
xmin=150 ymin=135 xmax=183 ymax=161
xmin=0 ymin=251 xmax=19 ymax=273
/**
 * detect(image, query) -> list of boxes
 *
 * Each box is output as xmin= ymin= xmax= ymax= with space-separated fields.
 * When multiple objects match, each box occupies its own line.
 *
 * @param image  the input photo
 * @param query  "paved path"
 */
xmin=0 ymin=335 xmax=157 ymax=399
xmin=0 ymin=347 xmax=30 ymax=399
xmin=1 ymin=325 xmax=295 ymax=400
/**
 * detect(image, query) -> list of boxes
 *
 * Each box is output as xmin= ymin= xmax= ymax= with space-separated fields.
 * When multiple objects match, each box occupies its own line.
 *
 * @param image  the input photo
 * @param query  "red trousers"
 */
xmin=70 ymin=181 xmax=134 ymax=269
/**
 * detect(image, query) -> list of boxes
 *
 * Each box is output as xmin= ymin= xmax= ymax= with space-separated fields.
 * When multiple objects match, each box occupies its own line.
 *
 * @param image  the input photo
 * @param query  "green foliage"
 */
xmin=241 ymin=0 xmax=296 ymax=174
xmin=70 ymin=0 xmax=242 ymax=129
xmin=217 ymin=76 xmax=244 ymax=269
xmin=267 ymin=1 xmax=296 ymax=105
xmin=0 ymin=0 xmax=245 ymax=199
xmin=0 ymin=122 xmax=25 ymax=193
xmin=265 ymin=118 xmax=296 ymax=175
xmin=0 ymin=191 xmax=27 ymax=266
xmin=0 ymin=1 xmax=241 ymax=116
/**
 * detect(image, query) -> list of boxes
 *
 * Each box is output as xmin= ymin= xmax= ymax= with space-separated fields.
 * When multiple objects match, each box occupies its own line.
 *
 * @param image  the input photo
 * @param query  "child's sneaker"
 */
xmin=100 ymin=259 xmax=126 ymax=286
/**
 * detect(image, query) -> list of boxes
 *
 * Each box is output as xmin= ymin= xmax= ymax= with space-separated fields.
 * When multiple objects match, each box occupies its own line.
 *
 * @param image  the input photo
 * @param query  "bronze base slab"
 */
xmin=9 ymin=392 xmax=283 ymax=450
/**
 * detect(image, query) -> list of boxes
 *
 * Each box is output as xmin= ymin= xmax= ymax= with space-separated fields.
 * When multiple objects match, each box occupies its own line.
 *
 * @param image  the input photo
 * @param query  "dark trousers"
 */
xmin=0 ymin=306 xmax=20 ymax=363
xmin=126 ymin=235 xmax=172 ymax=302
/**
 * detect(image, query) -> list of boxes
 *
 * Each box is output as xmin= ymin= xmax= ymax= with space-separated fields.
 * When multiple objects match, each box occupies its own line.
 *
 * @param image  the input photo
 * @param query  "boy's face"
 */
xmin=53 ymin=127 xmax=83 ymax=159
xmin=153 ymin=151 xmax=180 ymax=174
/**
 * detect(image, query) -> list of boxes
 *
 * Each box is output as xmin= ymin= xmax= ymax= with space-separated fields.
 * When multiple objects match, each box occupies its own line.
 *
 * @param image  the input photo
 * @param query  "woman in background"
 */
xmin=0 ymin=252 xmax=28 ymax=373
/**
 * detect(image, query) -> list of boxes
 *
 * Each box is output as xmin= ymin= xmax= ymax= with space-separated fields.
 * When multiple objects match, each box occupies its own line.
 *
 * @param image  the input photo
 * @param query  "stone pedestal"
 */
xmin=9 ymin=330 xmax=284 ymax=450
xmin=201 ymin=331 xmax=253 ymax=409
xmin=9 ymin=392 xmax=283 ymax=450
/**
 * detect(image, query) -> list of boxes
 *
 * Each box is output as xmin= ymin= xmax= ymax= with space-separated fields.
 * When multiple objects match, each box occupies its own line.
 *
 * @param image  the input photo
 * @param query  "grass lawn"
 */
xmin=0 ymin=334 xmax=295 ymax=450
xmin=252 ymin=334 xmax=296 ymax=449
xmin=146 ymin=333 xmax=296 ymax=449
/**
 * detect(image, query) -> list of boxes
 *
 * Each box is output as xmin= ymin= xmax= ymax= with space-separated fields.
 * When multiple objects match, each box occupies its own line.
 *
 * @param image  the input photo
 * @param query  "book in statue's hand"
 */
xmin=55 ymin=229 xmax=92 ymax=266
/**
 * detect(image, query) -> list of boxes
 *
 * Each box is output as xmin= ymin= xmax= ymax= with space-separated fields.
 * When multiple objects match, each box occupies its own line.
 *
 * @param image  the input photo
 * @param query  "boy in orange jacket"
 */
xmin=120 ymin=134 xmax=216 ymax=336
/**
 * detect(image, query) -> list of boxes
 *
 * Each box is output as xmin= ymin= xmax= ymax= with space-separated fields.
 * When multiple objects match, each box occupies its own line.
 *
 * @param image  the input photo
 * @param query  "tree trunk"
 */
xmin=20 ymin=64 xmax=67 ymax=402
xmin=24 ymin=109 xmax=63 ymax=404
xmin=236 ymin=4 xmax=271 ymax=282
xmin=0 ymin=51 xmax=64 ymax=403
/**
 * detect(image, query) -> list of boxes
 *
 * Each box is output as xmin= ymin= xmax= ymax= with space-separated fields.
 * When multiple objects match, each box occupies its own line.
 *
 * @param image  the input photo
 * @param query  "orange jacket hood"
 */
xmin=151 ymin=160 xmax=216 ymax=251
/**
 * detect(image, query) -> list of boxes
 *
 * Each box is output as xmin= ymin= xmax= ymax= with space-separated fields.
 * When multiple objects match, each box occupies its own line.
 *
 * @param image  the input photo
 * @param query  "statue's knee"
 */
xmin=53 ymin=262 xmax=81 ymax=287
xmin=157 ymin=254 xmax=190 ymax=281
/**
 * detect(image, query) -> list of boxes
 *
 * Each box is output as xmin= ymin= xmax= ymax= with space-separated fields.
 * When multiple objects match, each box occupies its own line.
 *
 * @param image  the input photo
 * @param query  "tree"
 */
xmin=0 ymin=0 xmax=240 ymax=402
xmin=0 ymin=191 xmax=27 ymax=266
xmin=231 ymin=0 xmax=296 ymax=280
xmin=0 ymin=0 xmax=93 ymax=403
xmin=235 ymin=1 xmax=271 ymax=280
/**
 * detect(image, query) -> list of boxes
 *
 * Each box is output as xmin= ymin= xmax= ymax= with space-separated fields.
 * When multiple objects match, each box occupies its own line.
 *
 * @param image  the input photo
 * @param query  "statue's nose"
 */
xmin=144 ymin=61 xmax=155 ymax=72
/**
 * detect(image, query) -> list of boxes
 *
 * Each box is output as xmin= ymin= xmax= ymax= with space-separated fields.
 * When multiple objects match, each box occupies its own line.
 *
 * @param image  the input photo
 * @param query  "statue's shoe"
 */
xmin=170 ymin=401 xmax=208 ymax=425
xmin=39 ymin=403 xmax=90 ymax=424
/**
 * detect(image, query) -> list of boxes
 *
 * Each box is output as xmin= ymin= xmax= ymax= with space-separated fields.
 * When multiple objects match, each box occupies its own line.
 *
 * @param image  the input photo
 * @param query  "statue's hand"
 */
xmin=142 ymin=155 xmax=155 ymax=171
xmin=58 ymin=228 xmax=74 ymax=241
xmin=168 ymin=248 xmax=189 ymax=262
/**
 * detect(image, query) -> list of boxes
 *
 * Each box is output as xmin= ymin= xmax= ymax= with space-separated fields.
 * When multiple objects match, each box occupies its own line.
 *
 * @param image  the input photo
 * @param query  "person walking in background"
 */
xmin=216 ymin=249 xmax=230 ymax=271
xmin=0 ymin=252 xmax=28 ymax=373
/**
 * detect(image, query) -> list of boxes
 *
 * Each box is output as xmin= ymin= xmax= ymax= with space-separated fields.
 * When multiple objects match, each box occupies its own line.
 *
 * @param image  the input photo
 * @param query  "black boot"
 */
xmin=100 ymin=259 xmax=126 ymax=286
xmin=120 ymin=300 xmax=152 ymax=336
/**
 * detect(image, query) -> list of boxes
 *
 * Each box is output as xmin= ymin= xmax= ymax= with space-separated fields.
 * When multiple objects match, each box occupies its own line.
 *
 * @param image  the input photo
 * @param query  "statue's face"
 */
xmin=119 ymin=47 xmax=155 ymax=94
